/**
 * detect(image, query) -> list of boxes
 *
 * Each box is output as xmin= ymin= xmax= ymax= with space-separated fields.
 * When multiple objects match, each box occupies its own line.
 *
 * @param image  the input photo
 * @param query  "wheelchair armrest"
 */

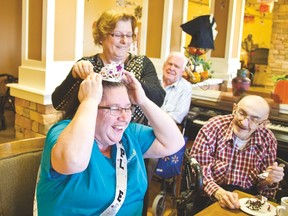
xmin=184 ymin=151 xmax=203 ymax=192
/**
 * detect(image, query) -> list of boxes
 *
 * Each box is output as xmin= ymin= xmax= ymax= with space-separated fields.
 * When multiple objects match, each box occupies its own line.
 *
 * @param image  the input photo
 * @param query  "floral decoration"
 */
xmin=182 ymin=47 xmax=213 ymax=84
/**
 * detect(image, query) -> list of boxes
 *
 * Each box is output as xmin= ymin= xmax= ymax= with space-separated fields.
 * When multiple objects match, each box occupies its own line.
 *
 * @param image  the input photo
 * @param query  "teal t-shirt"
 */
xmin=37 ymin=120 xmax=155 ymax=216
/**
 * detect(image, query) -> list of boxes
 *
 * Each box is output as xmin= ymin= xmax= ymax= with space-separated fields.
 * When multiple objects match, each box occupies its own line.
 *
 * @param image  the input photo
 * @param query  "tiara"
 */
xmin=99 ymin=62 xmax=124 ymax=82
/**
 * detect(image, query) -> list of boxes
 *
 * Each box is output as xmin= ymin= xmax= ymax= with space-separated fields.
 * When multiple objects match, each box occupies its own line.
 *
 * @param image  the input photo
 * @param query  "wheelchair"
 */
xmin=0 ymin=74 xmax=17 ymax=130
xmin=151 ymin=149 xmax=203 ymax=216
xmin=151 ymin=117 xmax=203 ymax=216
xmin=275 ymin=157 xmax=288 ymax=203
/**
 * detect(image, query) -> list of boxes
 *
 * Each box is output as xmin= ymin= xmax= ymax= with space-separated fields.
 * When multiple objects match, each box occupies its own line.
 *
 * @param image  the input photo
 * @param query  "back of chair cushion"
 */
xmin=0 ymin=150 xmax=42 ymax=216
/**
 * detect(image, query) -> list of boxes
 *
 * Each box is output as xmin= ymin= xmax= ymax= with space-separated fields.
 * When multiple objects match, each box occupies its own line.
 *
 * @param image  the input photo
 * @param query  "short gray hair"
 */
xmin=166 ymin=52 xmax=188 ymax=70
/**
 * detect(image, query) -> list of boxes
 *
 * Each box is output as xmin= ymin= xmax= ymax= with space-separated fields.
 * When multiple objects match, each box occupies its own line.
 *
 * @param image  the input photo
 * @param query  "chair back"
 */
xmin=0 ymin=137 xmax=45 ymax=216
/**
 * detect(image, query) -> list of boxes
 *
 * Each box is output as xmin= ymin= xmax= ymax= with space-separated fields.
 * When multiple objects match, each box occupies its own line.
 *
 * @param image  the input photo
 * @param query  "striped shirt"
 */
xmin=189 ymin=114 xmax=278 ymax=198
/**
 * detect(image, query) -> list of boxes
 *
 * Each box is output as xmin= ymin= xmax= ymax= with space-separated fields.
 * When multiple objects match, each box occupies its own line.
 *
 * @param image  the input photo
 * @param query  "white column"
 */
xmin=9 ymin=0 xmax=84 ymax=105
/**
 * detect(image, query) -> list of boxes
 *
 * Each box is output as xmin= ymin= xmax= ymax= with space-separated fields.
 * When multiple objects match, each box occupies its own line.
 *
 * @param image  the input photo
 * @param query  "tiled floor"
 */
xmin=0 ymin=126 xmax=16 ymax=143
xmin=147 ymin=176 xmax=174 ymax=216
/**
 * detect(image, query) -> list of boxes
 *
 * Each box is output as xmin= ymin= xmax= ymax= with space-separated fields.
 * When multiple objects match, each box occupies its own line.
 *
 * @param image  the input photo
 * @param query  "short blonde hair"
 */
xmin=92 ymin=9 xmax=137 ymax=46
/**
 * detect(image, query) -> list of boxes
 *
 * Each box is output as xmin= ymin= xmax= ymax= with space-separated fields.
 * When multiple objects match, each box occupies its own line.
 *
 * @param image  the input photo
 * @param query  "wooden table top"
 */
xmin=195 ymin=190 xmax=278 ymax=216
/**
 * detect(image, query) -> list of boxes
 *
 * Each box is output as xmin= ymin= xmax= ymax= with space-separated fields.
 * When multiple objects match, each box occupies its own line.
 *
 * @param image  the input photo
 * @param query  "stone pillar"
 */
xmin=267 ymin=0 xmax=288 ymax=87
xmin=14 ymin=98 xmax=62 ymax=138
xmin=8 ymin=0 xmax=84 ymax=139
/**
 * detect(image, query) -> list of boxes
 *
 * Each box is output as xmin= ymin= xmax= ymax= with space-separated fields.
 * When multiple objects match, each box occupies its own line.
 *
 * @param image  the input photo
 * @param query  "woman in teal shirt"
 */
xmin=36 ymin=69 xmax=184 ymax=215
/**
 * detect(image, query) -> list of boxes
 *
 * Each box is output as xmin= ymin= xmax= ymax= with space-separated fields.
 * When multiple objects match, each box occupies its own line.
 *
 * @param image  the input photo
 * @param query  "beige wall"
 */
xmin=170 ymin=0 xmax=185 ymax=52
xmin=211 ymin=0 xmax=229 ymax=58
xmin=146 ymin=0 xmax=164 ymax=58
xmin=54 ymin=0 xmax=76 ymax=61
xmin=28 ymin=0 xmax=42 ymax=61
xmin=0 ymin=0 xmax=22 ymax=78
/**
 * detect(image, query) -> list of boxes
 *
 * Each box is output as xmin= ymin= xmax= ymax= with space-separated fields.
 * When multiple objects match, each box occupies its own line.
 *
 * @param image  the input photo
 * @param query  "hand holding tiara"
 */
xmin=99 ymin=62 xmax=124 ymax=82
xmin=122 ymin=71 xmax=146 ymax=106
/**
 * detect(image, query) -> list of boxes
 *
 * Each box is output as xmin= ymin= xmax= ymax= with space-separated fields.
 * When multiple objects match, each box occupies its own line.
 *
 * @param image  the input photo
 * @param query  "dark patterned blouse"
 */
xmin=51 ymin=53 xmax=165 ymax=124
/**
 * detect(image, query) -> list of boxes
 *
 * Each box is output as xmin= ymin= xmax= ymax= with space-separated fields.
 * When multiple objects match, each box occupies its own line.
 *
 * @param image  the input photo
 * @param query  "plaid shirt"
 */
xmin=189 ymin=114 xmax=278 ymax=198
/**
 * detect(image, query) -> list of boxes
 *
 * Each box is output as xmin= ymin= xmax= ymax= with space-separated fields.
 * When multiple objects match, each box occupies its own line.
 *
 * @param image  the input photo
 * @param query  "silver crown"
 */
xmin=99 ymin=62 xmax=124 ymax=82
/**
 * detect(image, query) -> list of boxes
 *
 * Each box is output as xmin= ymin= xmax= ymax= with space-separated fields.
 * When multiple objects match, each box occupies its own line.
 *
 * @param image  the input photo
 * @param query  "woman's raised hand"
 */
xmin=122 ymin=71 xmax=146 ymax=106
xmin=72 ymin=60 xmax=94 ymax=79
xmin=78 ymin=73 xmax=103 ymax=105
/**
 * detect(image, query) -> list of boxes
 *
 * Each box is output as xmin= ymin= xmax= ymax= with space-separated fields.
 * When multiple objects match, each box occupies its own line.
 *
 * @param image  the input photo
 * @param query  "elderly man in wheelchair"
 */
xmin=189 ymin=95 xmax=286 ymax=214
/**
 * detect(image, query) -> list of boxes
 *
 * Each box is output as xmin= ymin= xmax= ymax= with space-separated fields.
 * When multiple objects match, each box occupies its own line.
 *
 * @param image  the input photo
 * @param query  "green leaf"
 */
xmin=272 ymin=75 xmax=288 ymax=82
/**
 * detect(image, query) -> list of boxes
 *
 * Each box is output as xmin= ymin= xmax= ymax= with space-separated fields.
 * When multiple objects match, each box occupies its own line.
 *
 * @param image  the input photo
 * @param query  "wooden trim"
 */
xmin=0 ymin=136 xmax=45 ymax=159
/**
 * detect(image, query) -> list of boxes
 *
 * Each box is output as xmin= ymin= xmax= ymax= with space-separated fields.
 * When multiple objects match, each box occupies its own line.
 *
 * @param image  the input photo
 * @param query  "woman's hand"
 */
xmin=78 ymin=73 xmax=103 ymax=105
xmin=72 ymin=60 xmax=94 ymax=79
xmin=122 ymin=70 xmax=146 ymax=106
xmin=122 ymin=71 xmax=184 ymax=159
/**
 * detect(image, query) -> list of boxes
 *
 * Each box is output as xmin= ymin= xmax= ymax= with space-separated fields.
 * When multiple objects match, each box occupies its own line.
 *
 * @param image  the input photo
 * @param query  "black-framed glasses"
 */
xmin=234 ymin=110 xmax=264 ymax=125
xmin=108 ymin=32 xmax=135 ymax=40
xmin=98 ymin=105 xmax=135 ymax=116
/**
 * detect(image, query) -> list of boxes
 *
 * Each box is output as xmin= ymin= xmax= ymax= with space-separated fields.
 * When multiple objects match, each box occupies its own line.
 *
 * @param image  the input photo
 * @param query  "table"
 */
xmin=195 ymin=190 xmax=278 ymax=216
xmin=191 ymin=78 xmax=224 ymax=91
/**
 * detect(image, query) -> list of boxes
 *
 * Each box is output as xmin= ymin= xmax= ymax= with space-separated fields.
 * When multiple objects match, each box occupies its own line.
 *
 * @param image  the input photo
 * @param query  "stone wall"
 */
xmin=14 ymin=98 xmax=63 ymax=139
xmin=267 ymin=0 xmax=288 ymax=86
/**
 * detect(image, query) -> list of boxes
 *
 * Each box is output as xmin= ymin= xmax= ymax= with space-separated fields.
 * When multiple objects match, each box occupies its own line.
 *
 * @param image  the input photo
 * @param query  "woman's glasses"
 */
xmin=98 ymin=105 xmax=135 ymax=116
xmin=108 ymin=32 xmax=135 ymax=40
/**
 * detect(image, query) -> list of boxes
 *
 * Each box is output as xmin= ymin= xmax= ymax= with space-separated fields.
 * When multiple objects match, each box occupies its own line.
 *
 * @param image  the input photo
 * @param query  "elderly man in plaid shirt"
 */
xmin=189 ymin=95 xmax=284 ymax=213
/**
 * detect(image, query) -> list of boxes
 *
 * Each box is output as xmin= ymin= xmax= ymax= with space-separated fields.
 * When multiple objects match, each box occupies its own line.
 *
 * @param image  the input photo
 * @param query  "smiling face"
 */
xmin=232 ymin=95 xmax=270 ymax=140
xmin=94 ymin=84 xmax=132 ymax=148
xmin=101 ymin=20 xmax=134 ymax=62
xmin=162 ymin=54 xmax=187 ymax=87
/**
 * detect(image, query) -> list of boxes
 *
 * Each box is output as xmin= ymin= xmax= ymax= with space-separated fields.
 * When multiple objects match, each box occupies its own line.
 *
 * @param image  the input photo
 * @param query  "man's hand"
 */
xmin=72 ymin=60 xmax=94 ymax=79
xmin=213 ymin=187 xmax=240 ymax=209
xmin=265 ymin=162 xmax=285 ymax=184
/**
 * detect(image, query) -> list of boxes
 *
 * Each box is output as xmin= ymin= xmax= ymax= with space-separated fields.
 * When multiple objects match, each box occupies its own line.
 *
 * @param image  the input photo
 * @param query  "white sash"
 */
xmin=34 ymin=141 xmax=128 ymax=216
xmin=100 ymin=141 xmax=128 ymax=216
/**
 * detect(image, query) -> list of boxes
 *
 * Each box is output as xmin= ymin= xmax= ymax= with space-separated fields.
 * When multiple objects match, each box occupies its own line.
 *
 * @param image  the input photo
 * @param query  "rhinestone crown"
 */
xmin=99 ymin=62 xmax=124 ymax=82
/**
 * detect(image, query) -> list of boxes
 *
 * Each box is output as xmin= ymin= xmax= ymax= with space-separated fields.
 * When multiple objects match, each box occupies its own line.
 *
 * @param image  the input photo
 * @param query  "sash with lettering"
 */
xmin=100 ymin=141 xmax=127 ymax=216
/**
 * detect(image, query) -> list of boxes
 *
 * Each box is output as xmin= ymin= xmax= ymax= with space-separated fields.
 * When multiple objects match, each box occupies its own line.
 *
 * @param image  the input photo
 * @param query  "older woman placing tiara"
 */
xmin=51 ymin=9 xmax=165 ymax=125
xmin=36 ymin=63 xmax=184 ymax=216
